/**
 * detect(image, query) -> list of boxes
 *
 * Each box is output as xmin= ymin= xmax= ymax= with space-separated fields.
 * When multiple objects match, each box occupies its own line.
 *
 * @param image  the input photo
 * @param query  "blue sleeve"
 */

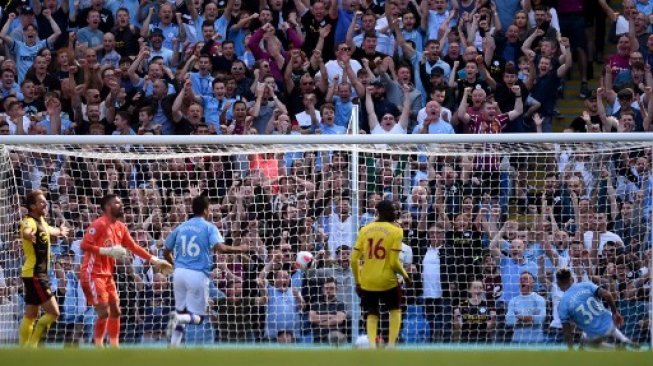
xmin=505 ymin=298 xmax=517 ymax=326
xmin=77 ymin=29 xmax=90 ymax=44
xmin=558 ymin=297 xmax=570 ymax=323
xmin=164 ymin=229 xmax=176 ymax=250
xmin=533 ymin=295 xmax=547 ymax=325
xmin=208 ymin=224 xmax=224 ymax=245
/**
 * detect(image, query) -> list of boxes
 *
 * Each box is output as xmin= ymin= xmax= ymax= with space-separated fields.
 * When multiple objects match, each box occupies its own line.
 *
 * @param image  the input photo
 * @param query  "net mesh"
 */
xmin=0 ymin=142 xmax=650 ymax=347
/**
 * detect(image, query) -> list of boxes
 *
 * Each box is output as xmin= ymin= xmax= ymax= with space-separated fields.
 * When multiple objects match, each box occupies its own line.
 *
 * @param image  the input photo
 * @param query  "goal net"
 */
xmin=0 ymin=139 xmax=650 ymax=348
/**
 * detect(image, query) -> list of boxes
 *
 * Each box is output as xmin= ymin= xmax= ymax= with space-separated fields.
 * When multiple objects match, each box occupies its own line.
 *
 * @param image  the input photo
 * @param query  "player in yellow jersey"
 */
xmin=18 ymin=190 xmax=70 ymax=347
xmin=351 ymin=200 xmax=410 ymax=349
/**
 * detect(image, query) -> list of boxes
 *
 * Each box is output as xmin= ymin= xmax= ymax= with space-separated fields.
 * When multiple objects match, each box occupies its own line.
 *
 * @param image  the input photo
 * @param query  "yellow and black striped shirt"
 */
xmin=20 ymin=216 xmax=52 ymax=278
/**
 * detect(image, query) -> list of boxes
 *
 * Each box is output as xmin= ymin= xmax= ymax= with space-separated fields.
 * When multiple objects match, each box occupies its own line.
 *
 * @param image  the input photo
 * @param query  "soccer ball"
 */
xmin=294 ymin=251 xmax=314 ymax=270
xmin=354 ymin=335 xmax=370 ymax=349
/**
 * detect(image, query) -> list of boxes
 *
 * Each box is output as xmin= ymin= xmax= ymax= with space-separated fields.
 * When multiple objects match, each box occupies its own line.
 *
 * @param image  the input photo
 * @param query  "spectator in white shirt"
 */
xmin=365 ymin=84 xmax=411 ymax=134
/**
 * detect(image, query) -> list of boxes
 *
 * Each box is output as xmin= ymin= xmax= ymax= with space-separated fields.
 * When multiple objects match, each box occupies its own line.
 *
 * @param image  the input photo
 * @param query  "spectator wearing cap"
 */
xmin=144 ymin=28 xmax=175 ymax=69
xmin=75 ymin=0 xmax=114 ymax=33
xmin=0 ymin=11 xmax=61 ymax=84
xmin=142 ymin=3 xmax=184 ymax=51
xmin=9 ymin=6 xmax=37 ymax=42
xmin=569 ymin=89 xmax=603 ymax=132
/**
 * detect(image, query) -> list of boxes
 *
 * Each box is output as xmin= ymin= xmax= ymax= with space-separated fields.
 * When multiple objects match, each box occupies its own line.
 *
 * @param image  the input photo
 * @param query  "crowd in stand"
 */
xmin=0 ymin=0 xmax=651 ymax=346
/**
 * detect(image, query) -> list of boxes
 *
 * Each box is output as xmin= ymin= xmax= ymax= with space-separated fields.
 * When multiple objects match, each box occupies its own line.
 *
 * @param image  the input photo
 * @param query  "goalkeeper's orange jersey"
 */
xmin=80 ymin=215 xmax=152 ymax=277
xmin=352 ymin=221 xmax=407 ymax=292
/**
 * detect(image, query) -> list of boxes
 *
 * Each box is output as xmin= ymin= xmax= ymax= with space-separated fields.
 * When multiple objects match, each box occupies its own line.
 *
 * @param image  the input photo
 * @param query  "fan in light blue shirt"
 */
xmin=38 ymin=116 xmax=74 ymax=135
xmin=505 ymin=272 xmax=546 ymax=343
xmin=190 ymin=70 xmax=214 ymax=98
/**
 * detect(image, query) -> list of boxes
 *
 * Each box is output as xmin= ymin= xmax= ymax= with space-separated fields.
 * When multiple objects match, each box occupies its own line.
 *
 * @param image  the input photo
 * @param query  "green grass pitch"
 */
xmin=0 ymin=348 xmax=650 ymax=366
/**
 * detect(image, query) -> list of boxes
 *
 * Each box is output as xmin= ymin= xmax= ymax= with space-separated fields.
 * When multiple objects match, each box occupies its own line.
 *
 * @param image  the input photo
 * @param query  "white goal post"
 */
xmin=0 ymin=133 xmax=651 ymax=348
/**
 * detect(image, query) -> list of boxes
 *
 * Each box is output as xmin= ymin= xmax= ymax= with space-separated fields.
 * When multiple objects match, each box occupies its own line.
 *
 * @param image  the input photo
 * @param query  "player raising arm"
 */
xmin=80 ymin=194 xmax=172 ymax=348
xmin=351 ymin=200 xmax=410 ymax=349
xmin=163 ymin=195 xmax=250 ymax=347
xmin=556 ymin=269 xmax=639 ymax=350
xmin=18 ymin=190 xmax=69 ymax=347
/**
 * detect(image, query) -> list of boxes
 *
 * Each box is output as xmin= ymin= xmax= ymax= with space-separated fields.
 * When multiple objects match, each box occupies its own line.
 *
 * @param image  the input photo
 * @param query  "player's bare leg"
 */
xmin=19 ymin=305 xmax=39 ymax=347
xmin=107 ymin=301 xmax=122 ymax=348
xmin=28 ymin=297 xmax=60 ymax=347
xmin=611 ymin=328 xmax=640 ymax=349
xmin=93 ymin=303 xmax=110 ymax=347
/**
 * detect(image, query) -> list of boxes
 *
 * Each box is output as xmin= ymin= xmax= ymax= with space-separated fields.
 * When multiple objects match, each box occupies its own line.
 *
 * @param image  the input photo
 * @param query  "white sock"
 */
xmin=612 ymin=328 xmax=630 ymax=343
xmin=176 ymin=313 xmax=202 ymax=325
xmin=171 ymin=324 xmax=185 ymax=347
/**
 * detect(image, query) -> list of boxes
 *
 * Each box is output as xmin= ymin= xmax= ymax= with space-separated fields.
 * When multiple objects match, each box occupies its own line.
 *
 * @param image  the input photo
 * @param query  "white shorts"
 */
xmin=173 ymin=267 xmax=210 ymax=315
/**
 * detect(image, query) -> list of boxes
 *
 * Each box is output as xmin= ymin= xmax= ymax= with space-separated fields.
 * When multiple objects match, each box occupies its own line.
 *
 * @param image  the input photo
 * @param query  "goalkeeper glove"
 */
xmin=151 ymin=256 xmax=173 ymax=274
xmin=99 ymin=246 xmax=128 ymax=259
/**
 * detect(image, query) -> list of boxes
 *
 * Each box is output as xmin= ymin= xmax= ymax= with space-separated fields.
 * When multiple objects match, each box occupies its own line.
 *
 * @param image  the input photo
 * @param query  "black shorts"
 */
xmin=559 ymin=14 xmax=588 ymax=50
xmin=22 ymin=276 xmax=54 ymax=306
xmin=360 ymin=286 xmax=402 ymax=315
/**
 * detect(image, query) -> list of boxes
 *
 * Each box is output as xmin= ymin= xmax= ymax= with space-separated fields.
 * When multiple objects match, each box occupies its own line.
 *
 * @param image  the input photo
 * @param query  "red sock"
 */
xmin=107 ymin=317 xmax=120 ymax=347
xmin=94 ymin=318 xmax=108 ymax=347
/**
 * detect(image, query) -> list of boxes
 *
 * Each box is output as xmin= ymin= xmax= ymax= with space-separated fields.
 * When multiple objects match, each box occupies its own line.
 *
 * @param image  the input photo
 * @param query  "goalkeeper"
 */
xmin=80 ymin=194 xmax=172 ymax=347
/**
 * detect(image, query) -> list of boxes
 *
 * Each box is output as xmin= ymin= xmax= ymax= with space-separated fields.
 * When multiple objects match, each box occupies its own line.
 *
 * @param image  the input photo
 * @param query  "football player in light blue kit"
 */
xmin=556 ymin=269 xmax=638 ymax=349
xmin=163 ymin=195 xmax=249 ymax=347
